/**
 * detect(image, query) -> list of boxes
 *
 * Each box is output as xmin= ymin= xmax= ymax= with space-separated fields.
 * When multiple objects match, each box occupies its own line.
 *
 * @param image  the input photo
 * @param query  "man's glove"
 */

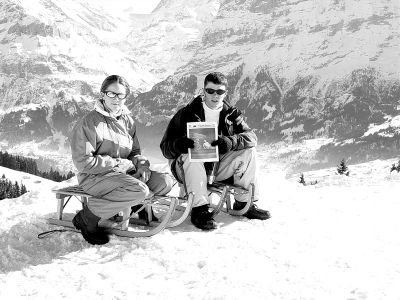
xmin=211 ymin=135 xmax=233 ymax=155
xmin=173 ymin=136 xmax=195 ymax=154
xmin=226 ymin=107 xmax=243 ymax=123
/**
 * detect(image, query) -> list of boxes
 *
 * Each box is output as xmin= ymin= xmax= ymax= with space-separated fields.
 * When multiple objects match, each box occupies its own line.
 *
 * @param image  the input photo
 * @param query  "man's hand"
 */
xmin=173 ymin=136 xmax=195 ymax=154
xmin=115 ymin=158 xmax=135 ymax=174
xmin=132 ymin=166 xmax=151 ymax=183
xmin=211 ymin=135 xmax=233 ymax=155
xmin=226 ymin=107 xmax=243 ymax=123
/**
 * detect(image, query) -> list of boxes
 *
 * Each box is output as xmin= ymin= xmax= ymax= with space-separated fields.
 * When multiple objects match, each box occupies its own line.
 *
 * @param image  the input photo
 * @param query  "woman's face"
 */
xmin=101 ymin=82 xmax=127 ymax=114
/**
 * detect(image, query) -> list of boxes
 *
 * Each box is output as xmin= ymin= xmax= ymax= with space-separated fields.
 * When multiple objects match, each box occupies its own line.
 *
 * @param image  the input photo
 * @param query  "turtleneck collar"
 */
xmin=94 ymin=99 xmax=130 ymax=119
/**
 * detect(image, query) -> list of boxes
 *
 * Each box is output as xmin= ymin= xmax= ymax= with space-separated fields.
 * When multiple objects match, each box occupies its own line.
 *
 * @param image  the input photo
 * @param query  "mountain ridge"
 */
xmin=1 ymin=0 xmax=400 ymax=169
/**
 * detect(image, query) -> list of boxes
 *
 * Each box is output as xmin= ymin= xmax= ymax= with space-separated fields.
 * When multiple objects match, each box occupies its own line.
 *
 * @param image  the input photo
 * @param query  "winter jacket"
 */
xmin=71 ymin=100 xmax=148 ymax=185
xmin=160 ymin=95 xmax=257 ymax=164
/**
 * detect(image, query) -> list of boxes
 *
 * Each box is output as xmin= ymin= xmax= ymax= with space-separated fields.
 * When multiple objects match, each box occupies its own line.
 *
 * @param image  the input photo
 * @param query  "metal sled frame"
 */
xmin=207 ymin=182 xmax=254 ymax=216
xmin=47 ymin=185 xmax=181 ymax=238
xmin=176 ymin=157 xmax=254 ymax=217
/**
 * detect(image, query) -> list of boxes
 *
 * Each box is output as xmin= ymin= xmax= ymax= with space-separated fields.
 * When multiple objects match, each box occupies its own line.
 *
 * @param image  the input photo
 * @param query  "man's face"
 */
xmin=203 ymin=82 xmax=227 ymax=110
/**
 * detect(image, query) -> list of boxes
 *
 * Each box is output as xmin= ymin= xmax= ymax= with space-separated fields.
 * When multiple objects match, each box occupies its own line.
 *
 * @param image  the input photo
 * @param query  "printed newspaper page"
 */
xmin=187 ymin=122 xmax=219 ymax=162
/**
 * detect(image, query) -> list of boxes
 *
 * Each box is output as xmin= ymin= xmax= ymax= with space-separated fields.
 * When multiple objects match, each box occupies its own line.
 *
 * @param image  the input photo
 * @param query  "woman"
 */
xmin=71 ymin=75 xmax=173 ymax=245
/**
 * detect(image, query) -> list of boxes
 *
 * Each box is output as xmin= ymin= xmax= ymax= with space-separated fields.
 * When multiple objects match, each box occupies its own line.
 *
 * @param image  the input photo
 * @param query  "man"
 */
xmin=160 ymin=72 xmax=271 ymax=231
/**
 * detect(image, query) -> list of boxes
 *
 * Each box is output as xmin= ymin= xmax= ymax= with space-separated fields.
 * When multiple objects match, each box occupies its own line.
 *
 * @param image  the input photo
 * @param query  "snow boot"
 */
xmin=72 ymin=206 xmax=110 ymax=245
xmin=191 ymin=204 xmax=217 ymax=231
xmin=233 ymin=201 xmax=271 ymax=220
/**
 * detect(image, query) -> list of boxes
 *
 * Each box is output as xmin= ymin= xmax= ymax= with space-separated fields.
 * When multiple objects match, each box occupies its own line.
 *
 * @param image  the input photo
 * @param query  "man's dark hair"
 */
xmin=100 ymin=75 xmax=130 ymax=96
xmin=204 ymin=72 xmax=228 ymax=88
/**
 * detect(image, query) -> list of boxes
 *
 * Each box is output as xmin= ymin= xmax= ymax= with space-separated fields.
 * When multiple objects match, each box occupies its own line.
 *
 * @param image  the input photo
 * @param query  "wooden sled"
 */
xmin=207 ymin=182 xmax=254 ymax=216
xmin=174 ymin=157 xmax=254 ymax=218
xmin=48 ymin=185 xmax=179 ymax=238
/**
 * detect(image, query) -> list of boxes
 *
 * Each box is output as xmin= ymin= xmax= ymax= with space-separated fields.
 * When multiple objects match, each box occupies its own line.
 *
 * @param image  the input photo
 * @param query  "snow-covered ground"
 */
xmin=0 ymin=156 xmax=400 ymax=300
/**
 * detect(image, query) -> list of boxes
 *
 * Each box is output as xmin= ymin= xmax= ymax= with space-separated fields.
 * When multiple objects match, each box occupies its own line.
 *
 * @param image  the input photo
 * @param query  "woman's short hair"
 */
xmin=100 ymin=75 xmax=130 ymax=96
xmin=204 ymin=72 xmax=228 ymax=88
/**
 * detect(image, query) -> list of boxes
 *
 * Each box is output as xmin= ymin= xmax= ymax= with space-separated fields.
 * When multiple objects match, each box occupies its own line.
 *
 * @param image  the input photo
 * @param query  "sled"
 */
xmin=173 ymin=157 xmax=255 ymax=217
xmin=207 ymin=181 xmax=254 ymax=216
xmin=47 ymin=185 xmax=186 ymax=238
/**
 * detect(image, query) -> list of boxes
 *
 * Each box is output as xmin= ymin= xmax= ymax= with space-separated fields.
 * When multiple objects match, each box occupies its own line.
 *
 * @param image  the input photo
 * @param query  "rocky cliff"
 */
xmin=1 ymin=0 xmax=400 ymax=169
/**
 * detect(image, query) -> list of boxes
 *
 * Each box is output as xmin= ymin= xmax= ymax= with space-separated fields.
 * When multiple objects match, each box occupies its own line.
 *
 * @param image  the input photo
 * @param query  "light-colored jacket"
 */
xmin=71 ymin=100 xmax=148 ymax=185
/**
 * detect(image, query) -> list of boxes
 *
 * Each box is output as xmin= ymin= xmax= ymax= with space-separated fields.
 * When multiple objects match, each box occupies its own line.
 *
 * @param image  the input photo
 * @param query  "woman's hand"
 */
xmin=132 ymin=166 xmax=151 ymax=183
xmin=115 ymin=158 xmax=135 ymax=174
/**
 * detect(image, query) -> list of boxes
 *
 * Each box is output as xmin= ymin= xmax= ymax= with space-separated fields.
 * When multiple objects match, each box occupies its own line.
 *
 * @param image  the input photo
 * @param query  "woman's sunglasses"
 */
xmin=205 ymin=88 xmax=226 ymax=95
xmin=104 ymin=91 xmax=127 ymax=99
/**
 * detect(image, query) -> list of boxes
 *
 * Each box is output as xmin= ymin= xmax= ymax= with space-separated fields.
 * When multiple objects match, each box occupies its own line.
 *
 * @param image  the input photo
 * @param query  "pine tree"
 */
xmin=299 ymin=173 xmax=306 ymax=185
xmin=67 ymin=170 xmax=75 ymax=179
xmin=390 ymin=160 xmax=400 ymax=173
xmin=14 ymin=181 xmax=20 ymax=197
xmin=21 ymin=183 xmax=27 ymax=195
xmin=337 ymin=159 xmax=350 ymax=176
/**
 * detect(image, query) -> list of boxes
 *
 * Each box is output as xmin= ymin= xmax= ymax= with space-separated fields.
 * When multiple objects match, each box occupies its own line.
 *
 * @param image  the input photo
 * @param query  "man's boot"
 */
xmin=72 ymin=205 xmax=110 ymax=245
xmin=191 ymin=204 xmax=217 ymax=231
xmin=233 ymin=201 xmax=271 ymax=220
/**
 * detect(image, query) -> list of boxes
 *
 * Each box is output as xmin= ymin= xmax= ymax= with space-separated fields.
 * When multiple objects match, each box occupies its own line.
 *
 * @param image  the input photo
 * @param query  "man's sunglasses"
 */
xmin=205 ymin=88 xmax=226 ymax=95
xmin=104 ymin=91 xmax=127 ymax=99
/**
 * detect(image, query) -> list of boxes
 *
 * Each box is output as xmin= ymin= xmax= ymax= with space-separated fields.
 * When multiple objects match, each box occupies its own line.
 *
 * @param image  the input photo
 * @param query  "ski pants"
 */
xmin=173 ymin=147 xmax=259 ymax=207
xmin=79 ymin=170 xmax=173 ymax=219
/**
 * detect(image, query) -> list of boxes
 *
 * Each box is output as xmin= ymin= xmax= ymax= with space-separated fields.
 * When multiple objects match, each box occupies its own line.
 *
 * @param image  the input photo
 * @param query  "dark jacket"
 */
xmin=160 ymin=95 xmax=257 ymax=163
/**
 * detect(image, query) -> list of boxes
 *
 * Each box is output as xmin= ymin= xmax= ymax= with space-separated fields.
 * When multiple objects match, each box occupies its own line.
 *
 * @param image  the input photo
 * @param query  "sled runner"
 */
xmin=47 ymin=185 xmax=185 ymax=238
xmin=207 ymin=181 xmax=254 ymax=216
xmin=170 ymin=157 xmax=255 ymax=217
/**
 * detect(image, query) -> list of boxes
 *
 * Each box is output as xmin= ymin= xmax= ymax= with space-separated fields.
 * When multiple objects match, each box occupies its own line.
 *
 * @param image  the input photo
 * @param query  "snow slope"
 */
xmin=0 ymin=157 xmax=400 ymax=299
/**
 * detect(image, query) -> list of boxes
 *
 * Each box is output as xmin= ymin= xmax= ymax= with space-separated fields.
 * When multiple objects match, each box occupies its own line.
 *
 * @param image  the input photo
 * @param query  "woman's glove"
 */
xmin=115 ymin=158 xmax=135 ymax=174
xmin=131 ymin=166 xmax=151 ymax=183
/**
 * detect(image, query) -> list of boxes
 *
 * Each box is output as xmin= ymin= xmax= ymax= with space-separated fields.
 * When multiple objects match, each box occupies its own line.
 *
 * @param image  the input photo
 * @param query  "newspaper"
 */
xmin=187 ymin=122 xmax=219 ymax=162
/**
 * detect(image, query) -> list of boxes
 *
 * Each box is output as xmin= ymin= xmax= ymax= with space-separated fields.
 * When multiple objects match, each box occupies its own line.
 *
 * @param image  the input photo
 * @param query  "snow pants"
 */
xmin=173 ymin=147 xmax=259 ymax=207
xmin=79 ymin=170 xmax=173 ymax=219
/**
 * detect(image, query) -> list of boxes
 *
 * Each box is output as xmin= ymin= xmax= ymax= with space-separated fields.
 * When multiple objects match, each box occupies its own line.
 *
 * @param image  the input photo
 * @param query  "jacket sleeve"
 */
xmin=71 ymin=117 xmax=118 ymax=174
xmin=227 ymin=108 xmax=258 ymax=150
xmin=126 ymin=121 xmax=150 ymax=169
xmin=160 ymin=108 xmax=186 ymax=159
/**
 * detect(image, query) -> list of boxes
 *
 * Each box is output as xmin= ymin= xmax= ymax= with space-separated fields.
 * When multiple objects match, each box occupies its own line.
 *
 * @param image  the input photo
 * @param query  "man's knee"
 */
xmin=243 ymin=147 xmax=257 ymax=156
xmin=235 ymin=147 xmax=257 ymax=163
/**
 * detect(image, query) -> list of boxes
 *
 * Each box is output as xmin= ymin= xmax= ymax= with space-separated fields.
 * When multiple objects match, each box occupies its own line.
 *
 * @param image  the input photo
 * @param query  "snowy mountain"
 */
xmin=128 ymin=0 xmax=400 ymax=167
xmin=0 ymin=0 xmax=159 ymax=149
xmin=1 ymin=155 xmax=400 ymax=299
xmin=1 ymin=0 xmax=400 ymax=170
xmin=0 ymin=0 xmax=220 ymax=152
xmin=122 ymin=0 xmax=220 ymax=79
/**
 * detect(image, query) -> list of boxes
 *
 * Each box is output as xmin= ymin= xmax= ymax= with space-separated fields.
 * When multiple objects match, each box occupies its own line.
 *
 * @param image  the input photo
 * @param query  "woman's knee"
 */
xmin=126 ymin=181 xmax=150 ymax=199
xmin=151 ymin=173 xmax=174 ymax=195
